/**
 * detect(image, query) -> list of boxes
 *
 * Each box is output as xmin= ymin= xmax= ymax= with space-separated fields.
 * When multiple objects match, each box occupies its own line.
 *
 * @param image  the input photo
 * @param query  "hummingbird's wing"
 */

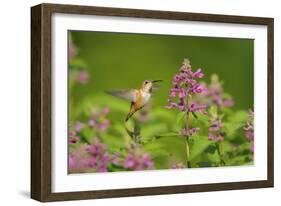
xmin=106 ymin=89 xmax=137 ymax=102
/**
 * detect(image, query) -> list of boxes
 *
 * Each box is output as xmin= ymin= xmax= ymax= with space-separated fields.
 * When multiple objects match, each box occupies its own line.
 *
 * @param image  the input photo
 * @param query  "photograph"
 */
xmin=67 ymin=30 xmax=254 ymax=173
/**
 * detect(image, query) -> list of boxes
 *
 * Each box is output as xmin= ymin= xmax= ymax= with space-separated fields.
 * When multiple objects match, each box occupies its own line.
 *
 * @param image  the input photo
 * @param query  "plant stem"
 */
xmin=185 ymin=96 xmax=190 ymax=132
xmin=215 ymin=142 xmax=225 ymax=166
xmin=185 ymin=137 xmax=191 ymax=168
xmin=185 ymin=95 xmax=191 ymax=168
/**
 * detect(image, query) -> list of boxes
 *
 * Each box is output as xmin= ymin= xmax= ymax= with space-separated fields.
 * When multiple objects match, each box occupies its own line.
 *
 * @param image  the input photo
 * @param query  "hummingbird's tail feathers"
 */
xmin=125 ymin=111 xmax=134 ymax=122
xmin=106 ymin=89 xmax=137 ymax=102
xmin=125 ymin=106 xmax=137 ymax=122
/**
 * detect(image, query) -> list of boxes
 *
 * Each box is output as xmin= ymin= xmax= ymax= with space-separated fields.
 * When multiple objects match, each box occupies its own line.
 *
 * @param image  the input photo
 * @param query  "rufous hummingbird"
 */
xmin=107 ymin=80 xmax=162 ymax=121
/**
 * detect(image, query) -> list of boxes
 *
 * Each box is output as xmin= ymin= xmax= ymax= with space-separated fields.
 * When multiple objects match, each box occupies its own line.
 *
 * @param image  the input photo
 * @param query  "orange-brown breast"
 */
xmin=135 ymin=90 xmax=143 ymax=108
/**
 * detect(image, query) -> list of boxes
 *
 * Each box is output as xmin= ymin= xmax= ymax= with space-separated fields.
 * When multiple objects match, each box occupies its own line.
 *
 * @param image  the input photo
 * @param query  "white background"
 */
xmin=0 ymin=0 xmax=279 ymax=205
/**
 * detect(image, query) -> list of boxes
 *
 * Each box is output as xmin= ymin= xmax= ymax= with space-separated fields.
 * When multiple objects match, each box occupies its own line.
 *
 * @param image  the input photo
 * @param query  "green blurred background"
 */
xmin=70 ymin=30 xmax=253 ymax=110
xmin=68 ymin=31 xmax=254 ymax=170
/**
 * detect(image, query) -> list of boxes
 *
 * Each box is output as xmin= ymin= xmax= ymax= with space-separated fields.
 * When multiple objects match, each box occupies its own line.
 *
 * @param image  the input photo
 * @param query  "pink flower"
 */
xmin=191 ymin=74 xmax=234 ymax=109
xmin=189 ymin=103 xmax=207 ymax=114
xmin=88 ymin=119 xmax=96 ymax=128
xmin=102 ymin=107 xmax=110 ymax=114
xmin=250 ymin=141 xmax=254 ymax=153
xmin=166 ymin=58 xmax=207 ymax=115
xmin=69 ymin=131 xmax=76 ymax=137
xmin=165 ymin=99 xmax=179 ymax=109
xmin=178 ymin=88 xmax=186 ymax=98
xmin=208 ymin=119 xmax=225 ymax=142
xmin=74 ymin=121 xmax=84 ymax=132
xmin=68 ymin=41 xmax=77 ymax=61
xmin=87 ymin=107 xmax=111 ymax=131
xmin=111 ymin=153 xmax=121 ymax=165
xmin=180 ymin=127 xmax=200 ymax=136
xmin=123 ymin=146 xmax=154 ymax=171
xmin=192 ymin=68 xmax=204 ymax=78
xmin=69 ymin=138 xmax=111 ymax=172
xmin=223 ymin=98 xmax=234 ymax=107
xmin=76 ymin=70 xmax=89 ymax=84
xmin=69 ymin=136 xmax=80 ymax=144
xmin=245 ymin=109 xmax=254 ymax=154
xmin=97 ymin=119 xmax=111 ymax=131
xmin=124 ymin=154 xmax=135 ymax=169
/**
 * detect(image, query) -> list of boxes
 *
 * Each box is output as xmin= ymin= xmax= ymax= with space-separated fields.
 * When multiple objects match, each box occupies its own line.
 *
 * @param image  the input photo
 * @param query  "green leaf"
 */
xmin=189 ymin=136 xmax=212 ymax=161
xmin=101 ymin=134 xmax=127 ymax=152
xmin=221 ymin=141 xmax=234 ymax=152
xmin=194 ymin=112 xmax=209 ymax=122
xmin=143 ymin=136 xmax=186 ymax=169
xmin=204 ymin=145 xmax=217 ymax=154
xmin=224 ymin=122 xmax=244 ymax=137
xmin=209 ymin=105 xmax=218 ymax=118
xmin=70 ymin=58 xmax=88 ymax=68
xmin=206 ymin=151 xmax=221 ymax=164
xmin=197 ymin=161 xmax=212 ymax=167
xmin=227 ymin=110 xmax=248 ymax=123
xmin=226 ymin=155 xmax=252 ymax=166
xmin=174 ymin=112 xmax=186 ymax=131
xmin=141 ymin=123 xmax=169 ymax=141
xmin=107 ymin=163 xmax=126 ymax=172
xmin=155 ymin=132 xmax=180 ymax=139
xmin=152 ymin=108 xmax=175 ymax=122
xmin=79 ymin=133 xmax=91 ymax=144
xmin=222 ymin=92 xmax=233 ymax=99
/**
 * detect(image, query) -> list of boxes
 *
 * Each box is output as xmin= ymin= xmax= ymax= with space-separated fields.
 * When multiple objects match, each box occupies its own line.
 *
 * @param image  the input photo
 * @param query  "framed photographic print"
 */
xmin=31 ymin=3 xmax=274 ymax=202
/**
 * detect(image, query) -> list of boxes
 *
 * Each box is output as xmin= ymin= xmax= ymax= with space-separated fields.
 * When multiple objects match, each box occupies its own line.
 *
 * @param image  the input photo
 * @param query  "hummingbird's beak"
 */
xmin=152 ymin=80 xmax=163 ymax=83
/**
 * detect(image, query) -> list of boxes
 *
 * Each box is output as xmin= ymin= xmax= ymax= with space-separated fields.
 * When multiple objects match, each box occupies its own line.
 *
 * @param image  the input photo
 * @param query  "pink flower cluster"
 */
xmin=166 ymin=59 xmax=207 ymax=114
xmin=88 ymin=107 xmax=111 ymax=132
xmin=68 ymin=38 xmax=90 ymax=84
xmin=193 ymin=74 xmax=234 ymax=109
xmin=69 ymin=140 xmax=155 ymax=172
xmin=208 ymin=119 xmax=225 ymax=142
xmin=68 ymin=121 xmax=84 ymax=144
xmin=68 ymin=39 xmax=77 ymax=61
xmin=68 ymin=107 xmax=111 ymax=144
xmin=206 ymin=74 xmax=234 ymax=107
xmin=244 ymin=109 xmax=254 ymax=153
xmin=180 ymin=127 xmax=200 ymax=136
xmin=69 ymin=138 xmax=111 ymax=172
xmin=123 ymin=146 xmax=154 ymax=171
xmin=75 ymin=70 xmax=89 ymax=84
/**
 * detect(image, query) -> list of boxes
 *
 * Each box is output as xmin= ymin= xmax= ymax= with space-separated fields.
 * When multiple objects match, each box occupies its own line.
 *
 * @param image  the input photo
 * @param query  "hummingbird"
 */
xmin=107 ymin=80 xmax=162 ymax=121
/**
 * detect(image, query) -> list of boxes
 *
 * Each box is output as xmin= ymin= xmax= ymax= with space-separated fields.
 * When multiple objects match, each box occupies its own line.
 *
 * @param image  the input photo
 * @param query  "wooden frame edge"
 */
xmin=31 ymin=4 xmax=43 ymax=201
xmin=31 ymin=4 xmax=53 ymax=202
xmin=42 ymin=180 xmax=272 ymax=202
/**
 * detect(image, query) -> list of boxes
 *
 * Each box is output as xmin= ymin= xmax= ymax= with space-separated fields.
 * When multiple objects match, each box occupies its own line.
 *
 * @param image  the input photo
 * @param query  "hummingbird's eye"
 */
xmin=144 ymin=81 xmax=148 ymax=84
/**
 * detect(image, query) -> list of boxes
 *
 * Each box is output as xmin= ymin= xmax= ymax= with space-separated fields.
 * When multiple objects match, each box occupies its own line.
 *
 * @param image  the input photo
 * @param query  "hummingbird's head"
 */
xmin=141 ymin=80 xmax=163 ymax=93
